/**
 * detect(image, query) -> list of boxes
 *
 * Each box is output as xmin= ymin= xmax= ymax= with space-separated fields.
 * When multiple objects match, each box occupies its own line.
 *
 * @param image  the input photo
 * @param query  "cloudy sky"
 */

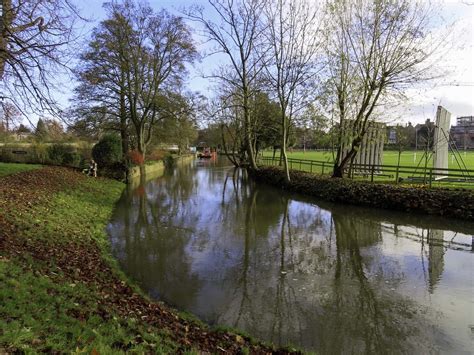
xmin=51 ymin=0 xmax=474 ymax=127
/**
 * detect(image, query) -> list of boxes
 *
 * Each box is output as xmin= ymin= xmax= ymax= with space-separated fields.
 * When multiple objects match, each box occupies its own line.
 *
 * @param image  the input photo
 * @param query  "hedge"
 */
xmin=250 ymin=167 xmax=474 ymax=221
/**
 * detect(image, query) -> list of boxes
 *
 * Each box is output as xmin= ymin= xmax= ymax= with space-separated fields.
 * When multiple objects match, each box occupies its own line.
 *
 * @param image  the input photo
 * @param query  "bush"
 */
xmin=92 ymin=135 xmax=122 ymax=167
xmin=0 ymin=148 xmax=15 ymax=163
xmin=47 ymin=144 xmax=80 ymax=167
xmin=127 ymin=149 xmax=144 ymax=166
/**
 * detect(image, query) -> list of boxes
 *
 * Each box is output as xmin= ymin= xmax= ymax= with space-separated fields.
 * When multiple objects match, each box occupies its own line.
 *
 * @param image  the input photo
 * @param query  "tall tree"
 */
xmin=0 ymin=0 xmax=81 ymax=115
xmin=119 ymin=1 xmax=196 ymax=160
xmin=326 ymin=0 xmax=445 ymax=177
xmin=263 ymin=0 xmax=322 ymax=182
xmin=188 ymin=0 xmax=267 ymax=170
xmin=74 ymin=3 xmax=134 ymax=160
xmin=74 ymin=0 xmax=196 ymax=162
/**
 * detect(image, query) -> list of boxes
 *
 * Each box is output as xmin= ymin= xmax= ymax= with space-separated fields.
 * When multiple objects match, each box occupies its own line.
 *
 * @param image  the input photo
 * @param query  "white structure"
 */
xmin=433 ymin=106 xmax=451 ymax=178
xmin=339 ymin=120 xmax=385 ymax=172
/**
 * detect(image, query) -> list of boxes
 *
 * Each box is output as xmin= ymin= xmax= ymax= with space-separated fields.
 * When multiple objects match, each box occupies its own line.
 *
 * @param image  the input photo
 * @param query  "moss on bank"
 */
xmin=0 ymin=166 xmax=295 ymax=354
xmin=251 ymin=167 xmax=474 ymax=221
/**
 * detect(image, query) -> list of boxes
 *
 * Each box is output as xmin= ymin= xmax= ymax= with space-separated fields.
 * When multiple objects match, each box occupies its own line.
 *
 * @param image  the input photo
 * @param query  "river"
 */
xmin=107 ymin=158 xmax=474 ymax=353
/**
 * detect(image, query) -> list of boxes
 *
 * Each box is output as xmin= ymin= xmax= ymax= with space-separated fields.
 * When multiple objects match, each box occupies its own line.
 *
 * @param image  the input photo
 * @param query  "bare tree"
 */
xmin=187 ymin=0 xmax=267 ymax=170
xmin=0 ymin=0 xmax=81 ymax=115
xmin=263 ymin=0 xmax=322 ymax=182
xmin=326 ymin=0 xmax=446 ymax=178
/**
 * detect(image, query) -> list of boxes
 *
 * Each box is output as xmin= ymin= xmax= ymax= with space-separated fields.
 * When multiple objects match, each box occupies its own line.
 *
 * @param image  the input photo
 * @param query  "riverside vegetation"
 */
xmin=0 ymin=164 xmax=297 ymax=354
xmin=251 ymin=167 xmax=474 ymax=221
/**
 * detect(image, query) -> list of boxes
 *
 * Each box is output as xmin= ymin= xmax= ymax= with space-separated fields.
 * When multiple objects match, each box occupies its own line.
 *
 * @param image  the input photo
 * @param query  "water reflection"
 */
xmin=108 ymin=160 xmax=474 ymax=353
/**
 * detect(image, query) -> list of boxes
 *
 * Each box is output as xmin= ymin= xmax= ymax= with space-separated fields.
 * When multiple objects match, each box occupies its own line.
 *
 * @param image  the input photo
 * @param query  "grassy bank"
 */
xmin=0 ymin=166 xmax=291 ymax=353
xmin=251 ymin=167 xmax=474 ymax=221
xmin=0 ymin=162 xmax=42 ymax=177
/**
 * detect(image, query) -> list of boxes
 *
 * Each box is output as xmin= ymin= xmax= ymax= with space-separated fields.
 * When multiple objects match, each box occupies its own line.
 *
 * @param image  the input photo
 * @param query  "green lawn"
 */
xmin=0 ymin=162 xmax=42 ymax=177
xmin=262 ymin=150 xmax=474 ymax=170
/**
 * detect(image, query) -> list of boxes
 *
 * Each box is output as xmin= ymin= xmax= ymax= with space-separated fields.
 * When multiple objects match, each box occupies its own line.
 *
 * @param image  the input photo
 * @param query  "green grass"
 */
xmin=0 ymin=173 xmax=180 ymax=353
xmin=0 ymin=162 xmax=42 ymax=177
xmin=262 ymin=150 xmax=474 ymax=169
xmin=0 ymin=261 xmax=176 ymax=353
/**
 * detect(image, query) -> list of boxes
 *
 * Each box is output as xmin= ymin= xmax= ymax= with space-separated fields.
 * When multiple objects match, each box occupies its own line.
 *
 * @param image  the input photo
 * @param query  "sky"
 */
xmin=26 ymin=0 xmax=474 ymax=127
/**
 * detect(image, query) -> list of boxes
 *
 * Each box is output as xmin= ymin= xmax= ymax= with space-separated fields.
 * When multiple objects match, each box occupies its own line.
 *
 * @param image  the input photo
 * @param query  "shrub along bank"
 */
xmin=251 ymin=167 xmax=474 ymax=221
xmin=0 ymin=166 xmax=295 ymax=354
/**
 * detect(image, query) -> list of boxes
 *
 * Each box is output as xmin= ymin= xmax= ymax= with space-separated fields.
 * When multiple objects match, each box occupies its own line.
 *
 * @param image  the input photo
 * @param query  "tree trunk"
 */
xmin=119 ymin=92 xmax=129 ymax=161
xmin=137 ymin=126 xmax=146 ymax=163
xmin=281 ymin=116 xmax=290 ymax=183
xmin=332 ymin=134 xmax=361 ymax=178
xmin=245 ymin=121 xmax=258 ymax=170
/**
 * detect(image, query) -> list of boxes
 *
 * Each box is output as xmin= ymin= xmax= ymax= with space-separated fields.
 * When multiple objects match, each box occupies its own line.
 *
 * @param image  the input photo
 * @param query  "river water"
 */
xmin=107 ymin=158 xmax=474 ymax=353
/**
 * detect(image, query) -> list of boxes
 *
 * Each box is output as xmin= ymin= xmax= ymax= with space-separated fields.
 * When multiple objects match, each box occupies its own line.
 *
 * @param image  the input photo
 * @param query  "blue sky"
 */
xmin=25 ymin=0 xmax=474 ymax=127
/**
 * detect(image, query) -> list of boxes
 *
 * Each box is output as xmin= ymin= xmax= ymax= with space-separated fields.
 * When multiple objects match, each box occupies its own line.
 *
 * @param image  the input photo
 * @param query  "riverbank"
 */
xmin=0 ymin=165 xmax=296 ymax=353
xmin=251 ymin=167 xmax=474 ymax=221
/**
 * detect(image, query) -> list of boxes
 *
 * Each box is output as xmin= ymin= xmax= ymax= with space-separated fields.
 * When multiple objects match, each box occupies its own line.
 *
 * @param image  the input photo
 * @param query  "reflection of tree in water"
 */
xmin=217 ymin=176 xmax=446 ymax=353
xmin=318 ymin=211 xmax=414 ymax=353
xmin=110 ymin=167 xmax=202 ymax=309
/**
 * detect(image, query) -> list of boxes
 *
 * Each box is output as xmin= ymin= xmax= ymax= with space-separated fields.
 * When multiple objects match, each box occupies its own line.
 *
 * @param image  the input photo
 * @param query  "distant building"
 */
xmin=415 ymin=119 xmax=435 ymax=149
xmin=450 ymin=116 xmax=474 ymax=149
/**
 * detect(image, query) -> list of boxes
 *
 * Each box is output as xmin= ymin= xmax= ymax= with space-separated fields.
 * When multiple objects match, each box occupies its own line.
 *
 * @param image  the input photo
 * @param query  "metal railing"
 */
xmin=258 ymin=156 xmax=474 ymax=187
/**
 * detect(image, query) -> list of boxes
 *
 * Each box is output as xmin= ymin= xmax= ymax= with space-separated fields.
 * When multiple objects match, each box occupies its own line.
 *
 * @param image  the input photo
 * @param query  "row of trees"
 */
xmin=1 ymin=0 xmax=447 ymax=180
xmin=195 ymin=0 xmax=444 ymax=180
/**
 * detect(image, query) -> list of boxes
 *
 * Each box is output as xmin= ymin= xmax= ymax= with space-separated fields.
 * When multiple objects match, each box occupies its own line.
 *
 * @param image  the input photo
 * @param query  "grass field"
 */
xmin=0 ymin=162 xmax=42 ymax=177
xmin=261 ymin=150 xmax=474 ymax=188
xmin=262 ymin=150 xmax=474 ymax=170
